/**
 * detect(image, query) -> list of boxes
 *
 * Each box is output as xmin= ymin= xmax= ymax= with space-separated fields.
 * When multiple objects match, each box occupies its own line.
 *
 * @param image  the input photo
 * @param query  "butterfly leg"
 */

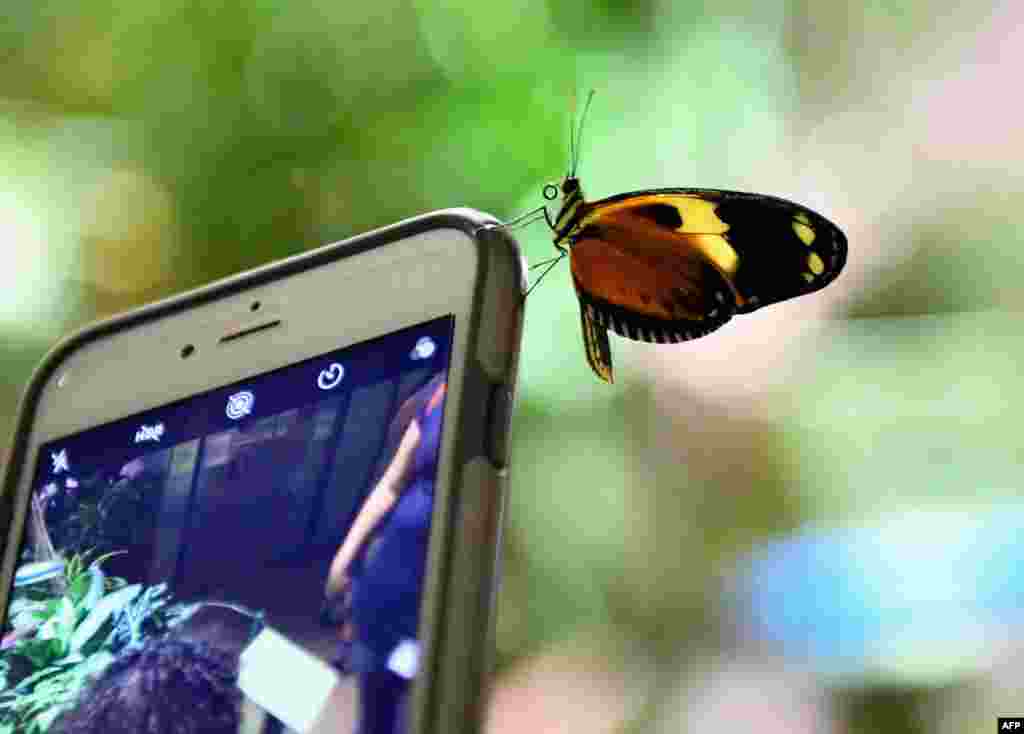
xmin=525 ymin=251 xmax=566 ymax=298
xmin=501 ymin=206 xmax=550 ymax=232
xmin=545 ymin=206 xmax=557 ymax=231
xmin=529 ymin=255 xmax=564 ymax=270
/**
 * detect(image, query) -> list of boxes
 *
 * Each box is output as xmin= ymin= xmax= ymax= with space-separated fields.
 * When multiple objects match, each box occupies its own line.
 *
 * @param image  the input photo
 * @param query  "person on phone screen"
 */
xmin=52 ymin=638 xmax=240 ymax=734
xmin=325 ymin=372 xmax=447 ymax=734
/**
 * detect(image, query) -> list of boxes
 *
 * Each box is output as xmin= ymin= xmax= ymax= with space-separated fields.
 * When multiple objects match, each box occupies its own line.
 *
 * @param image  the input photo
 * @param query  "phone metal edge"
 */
xmin=416 ymin=221 xmax=526 ymax=734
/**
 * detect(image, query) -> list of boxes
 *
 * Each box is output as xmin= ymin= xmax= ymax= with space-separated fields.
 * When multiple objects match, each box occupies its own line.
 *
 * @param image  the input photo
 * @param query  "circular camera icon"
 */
xmin=226 ymin=390 xmax=254 ymax=420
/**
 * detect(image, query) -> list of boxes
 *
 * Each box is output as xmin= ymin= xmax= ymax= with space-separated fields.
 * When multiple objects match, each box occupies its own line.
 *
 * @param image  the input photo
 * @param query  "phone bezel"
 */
xmin=0 ymin=208 xmax=525 ymax=734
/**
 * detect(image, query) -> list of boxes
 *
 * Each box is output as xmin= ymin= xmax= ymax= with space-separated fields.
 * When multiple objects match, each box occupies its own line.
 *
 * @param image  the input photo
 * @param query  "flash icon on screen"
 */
xmin=50 ymin=449 xmax=69 ymax=474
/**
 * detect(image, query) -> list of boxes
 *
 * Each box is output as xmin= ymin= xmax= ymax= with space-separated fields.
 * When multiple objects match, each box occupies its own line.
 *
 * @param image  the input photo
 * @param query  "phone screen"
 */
xmin=2 ymin=316 xmax=454 ymax=734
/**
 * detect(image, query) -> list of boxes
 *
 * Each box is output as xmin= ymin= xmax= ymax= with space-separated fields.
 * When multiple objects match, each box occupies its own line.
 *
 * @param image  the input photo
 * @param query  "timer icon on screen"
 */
xmin=317 ymin=363 xmax=345 ymax=390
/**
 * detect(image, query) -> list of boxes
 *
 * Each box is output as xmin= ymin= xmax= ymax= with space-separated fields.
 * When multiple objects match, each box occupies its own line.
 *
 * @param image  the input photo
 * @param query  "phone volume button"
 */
xmin=484 ymin=382 xmax=513 ymax=469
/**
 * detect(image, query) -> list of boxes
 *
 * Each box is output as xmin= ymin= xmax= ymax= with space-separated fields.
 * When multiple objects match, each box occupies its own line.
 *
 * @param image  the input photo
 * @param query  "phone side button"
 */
xmin=485 ymin=382 xmax=513 ymax=469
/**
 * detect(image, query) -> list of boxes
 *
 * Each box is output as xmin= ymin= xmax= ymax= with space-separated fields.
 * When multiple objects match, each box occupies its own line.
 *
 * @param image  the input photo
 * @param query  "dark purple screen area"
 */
xmin=2 ymin=316 xmax=453 ymax=734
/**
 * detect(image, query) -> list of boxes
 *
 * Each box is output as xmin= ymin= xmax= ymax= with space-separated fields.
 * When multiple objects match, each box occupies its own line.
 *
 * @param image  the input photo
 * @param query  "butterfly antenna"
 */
xmin=525 ymin=251 xmax=566 ymax=298
xmin=571 ymin=89 xmax=595 ymax=178
xmin=568 ymin=94 xmax=577 ymax=178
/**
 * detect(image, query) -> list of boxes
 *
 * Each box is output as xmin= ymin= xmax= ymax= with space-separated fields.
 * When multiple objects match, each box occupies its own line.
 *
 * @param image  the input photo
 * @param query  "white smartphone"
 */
xmin=0 ymin=209 xmax=525 ymax=734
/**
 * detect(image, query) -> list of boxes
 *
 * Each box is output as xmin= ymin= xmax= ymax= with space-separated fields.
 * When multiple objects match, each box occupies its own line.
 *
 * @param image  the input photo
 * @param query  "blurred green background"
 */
xmin=2 ymin=1 xmax=1023 ymax=732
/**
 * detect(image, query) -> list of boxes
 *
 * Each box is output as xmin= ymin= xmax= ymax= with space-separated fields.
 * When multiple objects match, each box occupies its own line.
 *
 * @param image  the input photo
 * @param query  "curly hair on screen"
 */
xmin=53 ymin=638 xmax=241 ymax=734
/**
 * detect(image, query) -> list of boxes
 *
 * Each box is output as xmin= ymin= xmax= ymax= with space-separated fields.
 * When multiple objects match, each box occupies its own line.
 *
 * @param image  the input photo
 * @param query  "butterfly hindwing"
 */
xmin=567 ymin=213 xmax=737 ymax=384
xmin=577 ymin=297 xmax=614 ymax=383
xmin=568 ymin=216 xmax=737 ymax=381
xmin=569 ymin=209 xmax=738 ymax=324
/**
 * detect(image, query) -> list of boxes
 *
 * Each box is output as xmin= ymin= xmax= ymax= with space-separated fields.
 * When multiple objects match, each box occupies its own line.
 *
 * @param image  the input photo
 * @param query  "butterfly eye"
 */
xmin=543 ymin=183 xmax=559 ymax=200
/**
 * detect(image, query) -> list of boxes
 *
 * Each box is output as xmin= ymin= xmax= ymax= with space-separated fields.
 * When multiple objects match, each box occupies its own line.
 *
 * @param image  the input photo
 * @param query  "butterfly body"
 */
xmin=548 ymin=178 xmax=848 ymax=382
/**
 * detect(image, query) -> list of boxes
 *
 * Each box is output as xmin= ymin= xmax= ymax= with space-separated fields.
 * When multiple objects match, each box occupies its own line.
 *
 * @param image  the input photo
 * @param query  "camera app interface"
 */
xmin=2 ymin=317 xmax=453 ymax=734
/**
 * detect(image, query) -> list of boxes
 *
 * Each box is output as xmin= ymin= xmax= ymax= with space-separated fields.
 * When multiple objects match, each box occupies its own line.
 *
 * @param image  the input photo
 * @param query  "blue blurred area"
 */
xmin=735 ymin=506 xmax=1024 ymax=684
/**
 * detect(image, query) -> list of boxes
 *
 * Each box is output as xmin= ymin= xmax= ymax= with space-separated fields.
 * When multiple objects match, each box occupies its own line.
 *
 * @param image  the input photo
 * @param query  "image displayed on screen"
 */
xmin=1 ymin=317 xmax=454 ymax=734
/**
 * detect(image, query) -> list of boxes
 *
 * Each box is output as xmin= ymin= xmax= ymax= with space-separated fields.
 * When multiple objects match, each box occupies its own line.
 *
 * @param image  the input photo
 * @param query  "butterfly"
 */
xmin=527 ymin=92 xmax=848 ymax=383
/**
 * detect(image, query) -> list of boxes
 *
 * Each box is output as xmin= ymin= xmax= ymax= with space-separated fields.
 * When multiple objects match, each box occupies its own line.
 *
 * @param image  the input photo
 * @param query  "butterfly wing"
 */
xmin=565 ymin=188 xmax=846 ymax=381
xmin=578 ymin=298 xmax=614 ymax=383
xmin=575 ymin=189 xmax=847 ymax=313
xmin=569 ymin=213 xmax=737 ymax=382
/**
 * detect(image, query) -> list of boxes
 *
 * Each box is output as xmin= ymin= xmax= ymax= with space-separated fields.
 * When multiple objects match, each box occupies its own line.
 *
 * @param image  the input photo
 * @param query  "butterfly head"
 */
xmin=543 ymin=176 xmax=585 ymax=243
xmin=539 ymin=90 xmax=597 ymax=243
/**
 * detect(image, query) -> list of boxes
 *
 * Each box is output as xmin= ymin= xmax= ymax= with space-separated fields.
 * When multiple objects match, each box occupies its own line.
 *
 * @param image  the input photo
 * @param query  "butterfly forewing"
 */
xmin=706 ymin=190 xmax=846 ymax=312
xmin=575 ymin=189 xmax=846 ymax=313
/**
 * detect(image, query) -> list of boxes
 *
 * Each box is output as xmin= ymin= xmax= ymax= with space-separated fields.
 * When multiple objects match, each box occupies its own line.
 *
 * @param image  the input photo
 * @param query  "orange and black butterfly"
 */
xmin=530 ymin=92 xmax=848 ymax=383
